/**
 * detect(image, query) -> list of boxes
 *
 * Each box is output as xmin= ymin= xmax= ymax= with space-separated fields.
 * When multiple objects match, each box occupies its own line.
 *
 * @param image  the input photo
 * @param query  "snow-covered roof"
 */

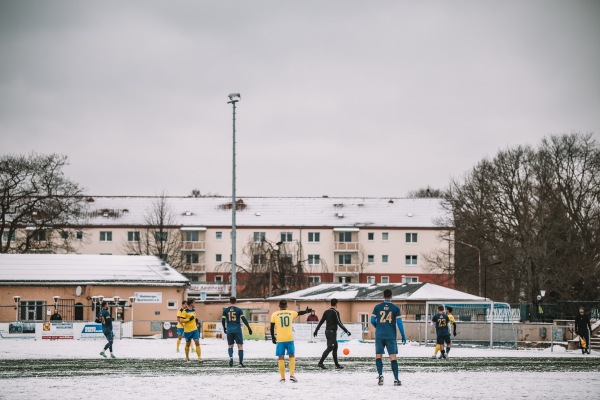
xmin=268 ymin=283 xmax=485 ymax=302
xmin=0 ymin=254 xmax=189 ymax=286
xmin=77 ymin=196 xmax=449 ymax=228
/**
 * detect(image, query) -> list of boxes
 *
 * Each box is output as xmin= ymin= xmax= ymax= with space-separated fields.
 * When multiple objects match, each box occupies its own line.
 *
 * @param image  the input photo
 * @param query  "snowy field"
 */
xmin=1 ymin=338 xmax=598 ymax=400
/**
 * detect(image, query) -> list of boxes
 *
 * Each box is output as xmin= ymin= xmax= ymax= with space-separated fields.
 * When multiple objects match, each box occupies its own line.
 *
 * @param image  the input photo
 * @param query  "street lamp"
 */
xmin=443 ymin=237 xmax=482 ymax=297
xmin=270 ymin=241 xmax=283 ymax=297
xmin=228 ymin=92 xmax=241 ymax=297
xmin=53 ymin=295 xmax=60 ymax=312
xmin=484 ymin=261 xmax=502 ymax=300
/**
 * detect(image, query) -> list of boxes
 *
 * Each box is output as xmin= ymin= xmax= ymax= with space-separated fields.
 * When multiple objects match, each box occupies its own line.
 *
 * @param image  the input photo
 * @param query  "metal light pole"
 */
xmin=484 ymin=261 xmax=502 ymax=300
xmin=228 ymin=93 xmax=241 ymax=297
xmin=444 ymin=237 xmax=482 ymax=297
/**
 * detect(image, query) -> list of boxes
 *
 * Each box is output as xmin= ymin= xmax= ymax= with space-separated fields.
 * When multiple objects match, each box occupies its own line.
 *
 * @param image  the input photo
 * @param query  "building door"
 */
xmin=74 ymin=303 xmax=84 ymax=321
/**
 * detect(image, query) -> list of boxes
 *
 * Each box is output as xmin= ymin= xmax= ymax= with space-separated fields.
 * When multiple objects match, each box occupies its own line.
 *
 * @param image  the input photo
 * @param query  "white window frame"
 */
xmin=99 ymin=231 xmax=112 ymax=242
xmin=308 ymin=276 xmax=321 ymax=284
xmin=405 ymin=232 xmax=418 ymax=243
xmin=402 ymin=276 xmax=419 ymax=283
xmin=215 ymin=275 xmax=223 ymax=283
xmin=308 ymin=254 xmax=321 ymax=265
xmin=380 ymin=276 xmax=389 ymax=284
xmin=405 ymin=255 xmax=418 ymax=265
xmin=216 ymin=254 xmax=222 ymax=262
xmin=382 ymin=255 xmax=389 ymax=264
xmin=382 ymin=232 xmax=389 ymax=241
xmin=367 ymin=232 xmax=374 ymax=241
xmin=280 ymin=232 xmax=293 ymax=242
xmin=308 ymin=232 xmax=320 ymax=243
xmin=186 ymin=253 xmax=199 ymax=264
xmin=367 ymin=255 xmax=374 ymax=264
xmin=167 ymin=300 xmax=178 ymax=310
xmin=253 ymin=232 xmax=266 ymax=242
xmin=216 ymin=231 xmax=223 ymax=240
xmin=184 ymin=231 xmax=199 ymax=242
xmin=367 ymin=276 xmax=375 ymax=284
xmin=127 ymin=231 xmax=140 ymax=242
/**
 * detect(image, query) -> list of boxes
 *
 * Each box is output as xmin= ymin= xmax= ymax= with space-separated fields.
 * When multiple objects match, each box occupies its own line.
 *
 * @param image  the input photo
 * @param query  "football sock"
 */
xmin=176 ymin=338 xmax=181 ymax=351
xmin=446 ymin=347 xmax=451 ymax=355
xmin=196 ymin=345 xmax=201 ymax=359
xmin=434 ymin=344 xmax=440 ymax=355
xmin=278 ymin=359 xmax=285 ymax=379
xmin=376 ymin=358 xmax=383 ymax=376
xmin=289 ymin=357 xmax=296 ymax=376
xmin=391 ymin=359 xmax=399 ymax=381
xmin=238 ymin=349 xmax=244 ymax=364
xmin=185 ymin=346 xmax=190 ymax=358
xmin=228 ymin=348 xmax=234 ymax=358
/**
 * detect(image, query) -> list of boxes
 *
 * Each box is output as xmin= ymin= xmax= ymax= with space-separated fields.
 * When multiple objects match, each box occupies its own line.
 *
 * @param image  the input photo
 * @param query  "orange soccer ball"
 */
xmin=343 ymin=348 xmax=350 ymax=355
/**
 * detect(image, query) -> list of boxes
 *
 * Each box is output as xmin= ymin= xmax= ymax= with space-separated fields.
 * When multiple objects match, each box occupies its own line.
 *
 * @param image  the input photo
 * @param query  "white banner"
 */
xmin=39 ymin=322 xmax=74 ymax=340
xmin=134 ymin=292 xmax=162 ymax=303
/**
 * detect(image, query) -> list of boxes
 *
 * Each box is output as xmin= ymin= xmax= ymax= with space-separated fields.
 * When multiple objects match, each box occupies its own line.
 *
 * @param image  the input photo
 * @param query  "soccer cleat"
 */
xmin=198 ymin=359 xmax=204 ymax=364
xmin=110 ymin=354 xmax=116 ymax=359
xmin=229 ymin=358 xmax=233 ymax=367
xmin=239 ymin=363 xmax=245 ymax=368
xmin=279 ymin=378 xmax=286 ymax=383
xmin=394 ymin=380 xmax=402 ymax=386
xmin=289 ymin=375 xmax=298 ymax=383
xmin=185 ymin=357 xmax=190 ymax=362
xmin=176 ymin=348 xmax=180 ymax=353
xmin=317 ymin=363 xmax=326 ymax=369
xmin=378 ymin=376 xmax=384 ymax=386
xmin=431 ymin=355 xmax=438 ymax=359
xmin=99 ymin=351 xmax=107 ymax=358
xmin=335 ymin=365 xmax=344 ymax=369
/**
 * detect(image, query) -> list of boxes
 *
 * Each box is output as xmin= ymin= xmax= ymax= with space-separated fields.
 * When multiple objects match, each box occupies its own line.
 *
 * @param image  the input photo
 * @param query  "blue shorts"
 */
xmin=103 ymin=328 xmax=114 ymax=341
xmin=227 ymin=331 xmax=244 ymax=346
xmin=375 ymin=338 xmax=398 ymax=355
xmin=275 ymin=341 xmax=295 ymax=357
xmin=437 ymin=334 xmax=451 ymax=346
xmin=177 ymin=328 xmax=184 ymax=337
xmin=184 ymin=330 xmax=200 ymax=342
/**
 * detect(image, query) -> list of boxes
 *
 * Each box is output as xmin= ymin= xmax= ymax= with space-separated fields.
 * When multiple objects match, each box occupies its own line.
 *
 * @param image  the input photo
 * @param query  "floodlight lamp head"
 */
xmin=228 ymin=93 xmax=241 ymax=103
xmin=129 ymin=296 xmax=136 ymax=304
xmin=13 ymin=296 xmax=21 ymax=303
xmin=113 ymin=296 xmax=121 ymax=303
xmin=53 ymin=296 xmax=60 ymax=303
xmin=97 ymin=295 xmax=104 ymax=302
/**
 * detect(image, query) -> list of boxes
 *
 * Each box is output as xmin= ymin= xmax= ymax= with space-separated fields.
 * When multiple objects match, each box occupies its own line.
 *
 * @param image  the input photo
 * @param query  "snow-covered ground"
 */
xmin=1 ymin=338 xmax=598 ymax=400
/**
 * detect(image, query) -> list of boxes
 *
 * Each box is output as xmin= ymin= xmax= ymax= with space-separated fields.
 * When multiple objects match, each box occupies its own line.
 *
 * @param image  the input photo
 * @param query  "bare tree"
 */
xmin=0 ymin=153 xmax=85 ymax=253
xmin=122 ymin=194 xmax=185 ymax=269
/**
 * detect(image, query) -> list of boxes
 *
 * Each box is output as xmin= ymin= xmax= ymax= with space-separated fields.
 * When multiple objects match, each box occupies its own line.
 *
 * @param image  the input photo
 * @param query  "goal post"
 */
xmin=425 ymin=301 xmax=518 ymax=348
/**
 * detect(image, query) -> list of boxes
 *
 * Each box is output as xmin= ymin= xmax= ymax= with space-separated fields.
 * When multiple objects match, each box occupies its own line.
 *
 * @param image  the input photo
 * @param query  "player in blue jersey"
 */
xmin=431 ymin=305 xmax=451 ymax=360
xmin=222 ymin=296 xmax=253 ymax=367
xmin=370 ymin=289 xmax=406 ymax=386
xmin=98 ymin=301 xmax=116 ymax=359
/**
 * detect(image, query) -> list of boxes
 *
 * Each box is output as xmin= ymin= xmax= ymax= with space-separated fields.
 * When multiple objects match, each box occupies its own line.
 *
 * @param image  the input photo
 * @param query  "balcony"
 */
xmin=334 ymin=242 xmax=359 ymax=252
xmin=180 ymin=263 xmax=206 ymax=273
xmin=181 ymin=241 xmax=206 ymax=251
xmin=333 ymin=264 xmax=360 ymax=275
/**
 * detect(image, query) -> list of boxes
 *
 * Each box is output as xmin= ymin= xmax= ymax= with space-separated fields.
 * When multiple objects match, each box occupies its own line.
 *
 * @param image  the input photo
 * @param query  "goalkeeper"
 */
xmin=180 ymin=299 xmax=202 ymax=363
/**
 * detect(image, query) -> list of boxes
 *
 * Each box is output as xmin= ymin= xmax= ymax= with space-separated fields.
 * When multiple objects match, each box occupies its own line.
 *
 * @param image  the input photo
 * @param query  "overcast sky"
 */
xmin=1 ymin=1 xmax=599 ymax=198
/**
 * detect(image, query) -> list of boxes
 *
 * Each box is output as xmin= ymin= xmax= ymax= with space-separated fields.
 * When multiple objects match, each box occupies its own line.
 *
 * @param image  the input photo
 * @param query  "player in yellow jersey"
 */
xmin=176 ymin=300 xmax=194 ymax=352
xmin=270 ymin=300 xmax=312 ymax=383
xmin=179 ymin=299 xmax=202 ymax=363
xmin=432 ymin=305 xmax=457 ymax=359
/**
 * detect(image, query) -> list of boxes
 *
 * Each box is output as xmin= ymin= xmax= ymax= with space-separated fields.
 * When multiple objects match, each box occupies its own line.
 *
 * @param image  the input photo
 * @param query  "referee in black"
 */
xmin=313 ymin=298 xmax=350 ymax=369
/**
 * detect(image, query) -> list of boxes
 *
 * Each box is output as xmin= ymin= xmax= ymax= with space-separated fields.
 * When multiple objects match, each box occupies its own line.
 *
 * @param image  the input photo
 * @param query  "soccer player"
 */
xmin=370 ymin=289 xmax=406 ymax=386
xmin=313 ymin=298 xmax=350 ymax=369
xmin=222 ymin=296 xmax=253 ymax=367
xmin=432 ymin=305 xmax=451 ymax=361
xmin=270 ymin=300 xmax=312 ymax=383
xmin=180 ymin=298 xmax=202 ymax=363
xmin=98 ymin=301 xmax=116 ymax=359
xmin=176 ymin=300 xmax=194 ymax=352
xmin=432 ymin=305 xmax=457 ymax=359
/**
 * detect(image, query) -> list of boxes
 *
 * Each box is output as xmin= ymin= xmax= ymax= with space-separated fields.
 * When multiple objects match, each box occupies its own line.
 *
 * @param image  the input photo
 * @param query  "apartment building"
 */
xmin=3 ymin=196 xmax=453 ymax=291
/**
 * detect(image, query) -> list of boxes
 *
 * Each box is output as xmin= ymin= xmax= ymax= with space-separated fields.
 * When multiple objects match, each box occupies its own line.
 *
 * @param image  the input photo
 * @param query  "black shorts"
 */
xmin=436 ymin=334 xmax=451 ymax=346
xmin=325 ymin=330 xmax=338 ymax=347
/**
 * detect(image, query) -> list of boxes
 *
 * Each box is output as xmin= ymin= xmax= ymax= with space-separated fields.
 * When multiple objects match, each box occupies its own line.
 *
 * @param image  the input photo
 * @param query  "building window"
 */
xmin=338 ymin=276 xmax=351 ymax=283
xmin=308 ymin=232 xmax=320 ymax=243
xmin=185 ymin=231 xmax=199 ymax=242
xmin=381 ymin=276 xmax=389 ymax=284
xmin=308 ymin=276 xmax=321 ymax=284
xmin=402 ymin=276 xmax=419 ymax=283
xmin=99 ymin=231 xmax=112 ymax=242
xmin=406 ymin=232 xmax=418 ymax=243
xmin=127 ymin=231 xmax=140 ymax=242
xmin=215 ymin=275 xmax=223 ymax=283
xmin=167 ymin=301 xmax=177 ymax=310
xmin=33 ymin=230 xmax=47 ymax=242
xmin=382 ymin=255 xmax=389 ymax=264
xmin=253 ymin=232 xmax=266 ymax=242
xmin=382 ymin=232 xmax=389 ymax=241
xmin=2 ymin=231 xmax=16 ymax=242
xmin=280 ymin=232 xmax=293 ymax=242
xmin=308 ymin=254 xmax=321 ymax=265
xmin=368 ymin=232 xmax=374 ymax=241
xmin=338 ymin=254 xmax=352 ymax=265
xmin=155 ymin=231 xmax=168 ymax=242
xmin=186 ymin=253 xmax=199 ymax=264
xmin=253 ymin=255 xmax=266 ymax=264
xmin=338 ymin=232 xmax=352 ymax=243
xmin=367 ymin=276 xmax=375 ymax=284
xmin=60 ymin=231 xmax=69 ymax=240
xmin=359 ymin=313 xmax=370 ymax=332
xmin=216 ymin=254 xmax=222 ymax=262
xmin=405 ymin=255 xmax=418 ymax=265
xmin=367 ymin=255 xmax=374 ymax=264
xmin=216 ymin=231 xmax=223 ymax=240
xmin=19 ymin=300 xmax=45 ymax=321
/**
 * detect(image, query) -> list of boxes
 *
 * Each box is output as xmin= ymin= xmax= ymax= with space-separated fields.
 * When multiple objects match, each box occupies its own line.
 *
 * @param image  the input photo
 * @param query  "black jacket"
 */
xmin=575 ymin=313 xmax=592 ymax=334
xmin=314 ymin=308 xmax=349 ymax=334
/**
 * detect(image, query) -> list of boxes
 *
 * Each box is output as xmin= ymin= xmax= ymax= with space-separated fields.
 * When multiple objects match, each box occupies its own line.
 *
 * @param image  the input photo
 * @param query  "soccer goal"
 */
xmin=424 ymin=301 xmax=518 ymax=348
